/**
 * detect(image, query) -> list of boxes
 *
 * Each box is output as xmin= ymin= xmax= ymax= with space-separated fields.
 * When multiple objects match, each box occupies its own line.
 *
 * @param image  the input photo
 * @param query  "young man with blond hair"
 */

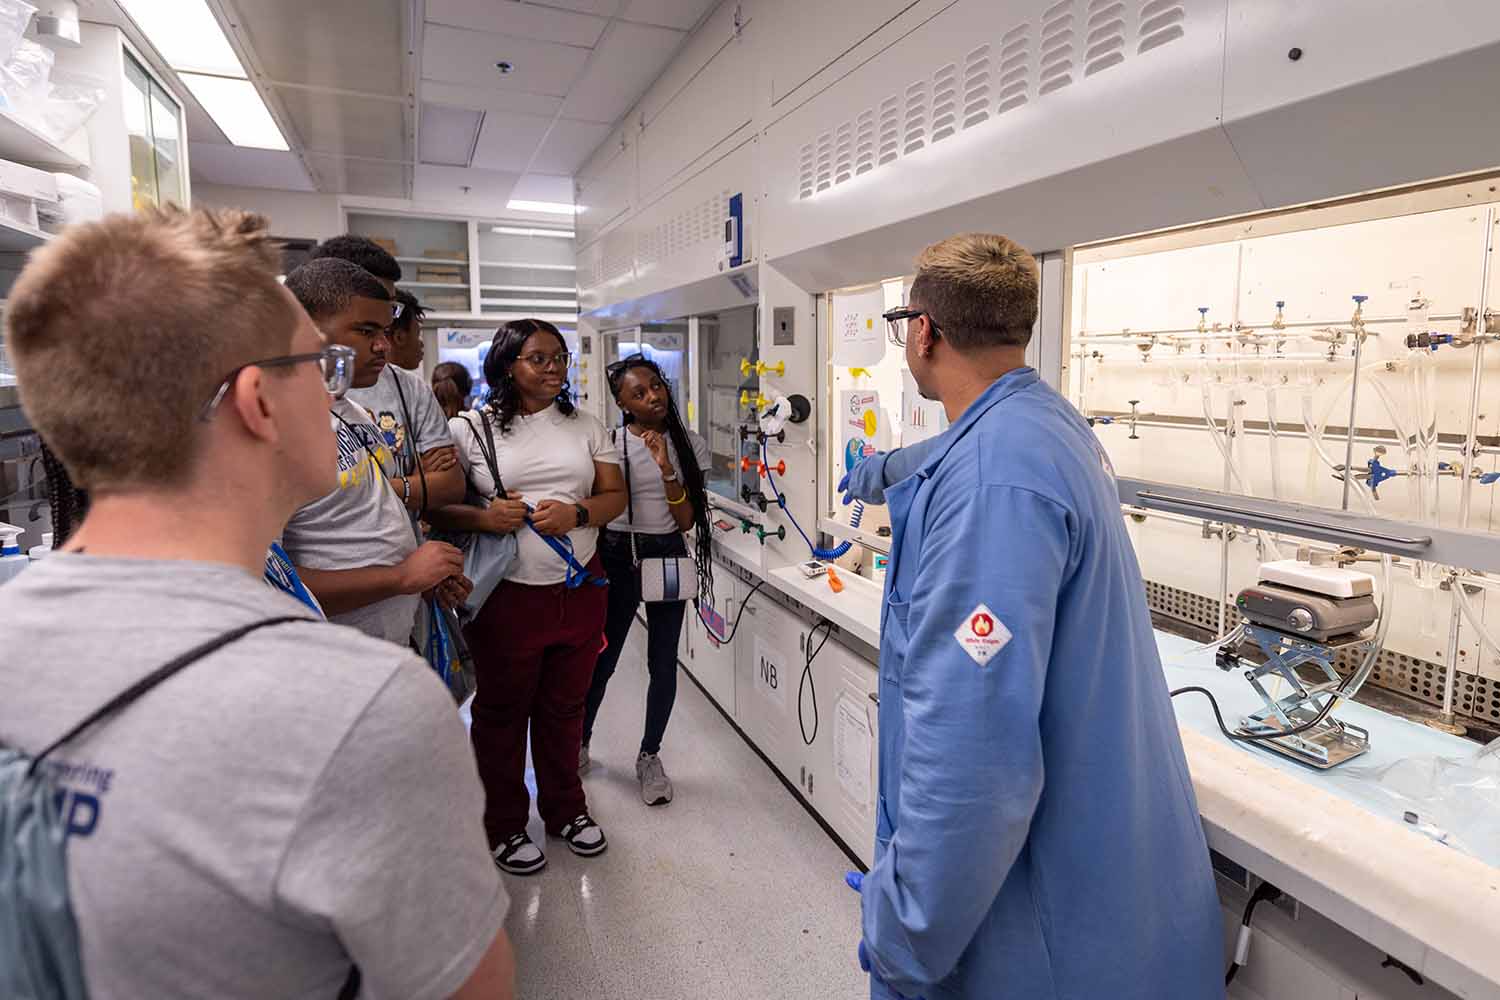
xmin=0 ymin=207 xmax=514 ymax=999
xmin=847 ymin=232 xmax=1223 ymax=999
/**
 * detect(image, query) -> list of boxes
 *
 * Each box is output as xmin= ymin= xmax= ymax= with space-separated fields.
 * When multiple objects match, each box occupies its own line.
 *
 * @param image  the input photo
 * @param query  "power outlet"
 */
xmin=773 ymin=306 xmax=795 ymax=346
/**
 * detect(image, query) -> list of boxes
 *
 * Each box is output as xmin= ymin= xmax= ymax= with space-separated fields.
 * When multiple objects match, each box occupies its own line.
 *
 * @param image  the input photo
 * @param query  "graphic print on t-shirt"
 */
xmin=368 ymin=408 xmax=407 ymax=460
xmin=336 ymin=418 xmax=393 ymax=492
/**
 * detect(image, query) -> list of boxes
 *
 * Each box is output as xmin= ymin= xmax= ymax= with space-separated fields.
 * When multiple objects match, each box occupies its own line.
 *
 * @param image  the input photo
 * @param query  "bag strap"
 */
xmin=26 ymin=616 xmax=305 ymax=778
xmin=619 ymin=423 xmax=641 ymax=565
xmin=388 ymin=370 xmax=429 ymax=519
xmin=464 ymin=408 xmax=505 ymax=499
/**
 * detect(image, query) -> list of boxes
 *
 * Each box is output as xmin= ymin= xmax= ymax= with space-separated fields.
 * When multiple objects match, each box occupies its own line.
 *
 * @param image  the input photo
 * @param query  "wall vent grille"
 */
xmin=877 ymin=95 xmax=901 ymax=165
xmin=1144 ymin=580 xmax=1500 ymax=728
xmin=902 ymin=80 xmax=928 ymax=154
xmin=1084 ymin=0 xmax=1127 ymax=75
xmin=854 ymin=110 xmax=877 ymax=175
xmin=998 ymin=24 xmax=1031 ymax=114
xmin=931 ymin=63 xmax=959 ymax=143
xmin=1039 ymin=0 xmax=1075 ymax=96
xmin=793 ymin=0 xmax=1190 ymax=201
xmin=834 ymin=121 xmax=855 ymax=183
xmin=1139 ymin=0 xmax=1185 ymax=53
xmin=962 ymin=45 xmax=992 ymax=129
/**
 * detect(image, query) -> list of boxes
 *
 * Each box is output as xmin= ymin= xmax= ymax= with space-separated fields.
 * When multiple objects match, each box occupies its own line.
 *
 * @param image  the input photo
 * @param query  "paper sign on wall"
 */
xmin=834 ymin=694 xmax=872 ymax=811
xmin=753 ymin=637 xmax=792 ymax=717
xmin=901 ymin=369 xmax=948 ymax=445
xmin=840 ymin=390 xmax=884 ymax=472
xmin=831 ymin=287 xmax=886 ymax=368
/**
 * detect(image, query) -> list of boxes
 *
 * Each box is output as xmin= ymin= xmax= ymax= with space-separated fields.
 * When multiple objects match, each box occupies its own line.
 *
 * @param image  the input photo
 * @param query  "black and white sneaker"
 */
xmin=493 ymin=832 xmax=546 ymax=875
xmin=557 ymin=814 xmax=608 ymax=857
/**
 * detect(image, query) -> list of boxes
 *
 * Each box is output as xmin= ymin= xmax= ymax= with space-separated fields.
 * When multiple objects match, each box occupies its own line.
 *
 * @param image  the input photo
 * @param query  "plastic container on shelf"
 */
xmin=0 ymin=521 xmax=27 ymax=584
xmin=27 ymin=530 xmax=51 ymax=561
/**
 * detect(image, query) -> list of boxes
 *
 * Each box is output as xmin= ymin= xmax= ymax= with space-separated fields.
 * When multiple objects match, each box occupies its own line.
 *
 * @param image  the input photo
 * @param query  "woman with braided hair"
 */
xmin=581 ymin=353 xmax=714 ymax=806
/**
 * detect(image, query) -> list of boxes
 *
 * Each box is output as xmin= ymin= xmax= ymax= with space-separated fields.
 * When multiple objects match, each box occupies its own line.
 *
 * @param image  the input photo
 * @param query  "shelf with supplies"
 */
xmin=479 ymin=284 xmax=576 ymax=293
xmin=478 ymin=297 xmax=578 ymax=309
xmin=479 ymin=260 xmax=576 ymax=271
xmin=0 ymin=108 xmax=84 ymax=170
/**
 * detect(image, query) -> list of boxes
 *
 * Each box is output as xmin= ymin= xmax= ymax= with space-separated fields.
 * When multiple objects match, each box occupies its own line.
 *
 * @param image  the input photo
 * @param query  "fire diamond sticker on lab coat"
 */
xmin=954 ymin=603 xmax=1011 ymax=666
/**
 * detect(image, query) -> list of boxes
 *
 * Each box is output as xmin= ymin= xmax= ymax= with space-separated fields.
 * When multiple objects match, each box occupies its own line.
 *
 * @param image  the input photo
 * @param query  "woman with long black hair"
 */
xmin=581 ymin=354 xmax=714 ymax=806
xmin=433 ymin=318 xmax=627 ymax=875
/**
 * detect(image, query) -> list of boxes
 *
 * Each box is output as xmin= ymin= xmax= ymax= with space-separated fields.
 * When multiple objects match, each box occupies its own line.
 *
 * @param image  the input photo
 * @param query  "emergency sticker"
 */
xmin=954 ymin=604 xmax=1011 ymax=666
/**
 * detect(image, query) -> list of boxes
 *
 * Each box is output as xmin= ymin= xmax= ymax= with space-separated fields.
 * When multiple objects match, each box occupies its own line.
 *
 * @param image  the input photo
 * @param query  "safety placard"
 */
xmin=840 ymin=390 xmax=883 ymax=472
xmin=831 ymin=287 xmax=886 ymax=368
xmin=901 ymin=369 xmax=947 ymax=445
xmin=834 ymin=694 xmax=872 ymax=812
xmin=753 ymin=637 xmax=793 ymax=717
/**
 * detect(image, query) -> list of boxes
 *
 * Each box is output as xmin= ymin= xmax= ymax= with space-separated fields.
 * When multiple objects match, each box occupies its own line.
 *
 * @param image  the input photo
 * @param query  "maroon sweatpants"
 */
xmin=465 ymin=559 xmax=609 ymax=848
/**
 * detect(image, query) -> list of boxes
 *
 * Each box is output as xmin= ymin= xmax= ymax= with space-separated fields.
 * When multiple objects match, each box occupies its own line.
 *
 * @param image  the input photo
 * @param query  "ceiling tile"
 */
xmin=272 ymin=87 xmax=408 ymax=161
xmin=512 ymin=173 xmax=576 ymax=203
xmin=420 ymin=80 xmax=563 ymax=119
xmin=622 ymin=0 xmax=716 ymax=30
xmin=413 ymin=163 xmax=521 ymax=214
xmin=224 ymin=0 xmax=405 ymax=97
xmin=420 ymin=103 xmax=484 ymax=167
xmin=558 ymin=21 xmax=682 ymax=123
xmin=421 ymin=23 xmax=589 ymax=95
xmin=528 ymin=120 xmax=611 ymax=174
xmin=471 ymin=110 xmax=555 ymax=172
xmin=426 ymin=0 xmax=607 ymax=47
xmin=522 ymin=0 xmax=618 ymax=15
xmin=189 ymin=143 xmax=315 ymax=191
xmin=304 ymin=154 xmax=411 ymax=198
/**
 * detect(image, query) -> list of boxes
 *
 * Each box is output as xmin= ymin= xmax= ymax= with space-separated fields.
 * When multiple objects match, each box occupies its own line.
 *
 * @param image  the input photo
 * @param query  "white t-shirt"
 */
xmin=452 ymin=404 xmax=618 ymax=586
xmin=608 ymin=425 xmax=711 ymax=534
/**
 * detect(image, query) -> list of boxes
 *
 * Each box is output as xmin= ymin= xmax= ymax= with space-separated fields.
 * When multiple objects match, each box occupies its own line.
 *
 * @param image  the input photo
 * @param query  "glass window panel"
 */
xmin=698 ymin=305 xmax=758 ymax=504
xmin=123 ymin=54 xmax=159 ymax=212
xmin=148 ymin=80 xmax=184 ymax=207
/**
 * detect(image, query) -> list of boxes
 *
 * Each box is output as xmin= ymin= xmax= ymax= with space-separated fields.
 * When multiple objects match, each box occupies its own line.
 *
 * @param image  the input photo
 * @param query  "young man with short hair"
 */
xmin=0 ymin=207 xmax=514 ymax=999
xmin=309 ymin=233 xmax=403 ymax=295
xmin=315 ymin=238 xmax=466 ymax=516
xmin=281 ymin=258 xmax=469 ymax=643
xmin=851 ymin=232 xmax=1223 ymax=999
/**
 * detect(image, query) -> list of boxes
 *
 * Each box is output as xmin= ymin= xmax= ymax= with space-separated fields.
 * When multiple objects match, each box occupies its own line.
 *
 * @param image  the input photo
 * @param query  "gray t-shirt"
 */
xmin=0 ymin=554 xmax=507 ymax=1000
xmin=346 ymin=364 xmax=453 ymax=478
xmin=281 ymin=397 xmax=419 ymax=644
xmin=609 ymin=425 xmax=711 ymax=534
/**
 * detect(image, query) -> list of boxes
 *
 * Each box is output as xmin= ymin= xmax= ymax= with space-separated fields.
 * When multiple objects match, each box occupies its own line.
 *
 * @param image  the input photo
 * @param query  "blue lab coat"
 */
xmin=863 ymin=367 xmax=1224 ymax=1000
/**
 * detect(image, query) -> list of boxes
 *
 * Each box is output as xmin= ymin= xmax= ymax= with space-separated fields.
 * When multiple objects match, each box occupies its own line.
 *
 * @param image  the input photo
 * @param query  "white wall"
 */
xmin=191 ymin=184 xmax=343 ymax=242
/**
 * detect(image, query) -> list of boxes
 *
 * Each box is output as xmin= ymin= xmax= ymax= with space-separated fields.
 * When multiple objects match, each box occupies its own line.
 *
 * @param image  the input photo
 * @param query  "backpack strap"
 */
xmin=26 ymin=616 xmax=305 ymax=779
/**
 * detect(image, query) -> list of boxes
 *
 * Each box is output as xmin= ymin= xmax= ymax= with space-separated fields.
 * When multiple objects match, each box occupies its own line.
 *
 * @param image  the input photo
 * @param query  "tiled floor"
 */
xmin=498 ymin=626 xmax=869 ymax=1000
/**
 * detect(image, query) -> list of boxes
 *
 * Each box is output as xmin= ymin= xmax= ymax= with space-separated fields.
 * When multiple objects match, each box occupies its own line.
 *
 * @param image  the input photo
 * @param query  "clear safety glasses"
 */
xmin=882 ymin=306 xmax=940 ymax=348
xmin=198 ymin=344 xmax=357 ymax=422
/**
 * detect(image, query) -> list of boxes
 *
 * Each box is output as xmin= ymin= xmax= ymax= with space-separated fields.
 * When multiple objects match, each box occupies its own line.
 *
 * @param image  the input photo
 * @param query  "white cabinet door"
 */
xmin=801 ymin=634 xmax=879 ymax=867
xmin=683 ymin=565 xmax=736 ymax=713
xmin=733 ymin=598 xmax=806 ymax=782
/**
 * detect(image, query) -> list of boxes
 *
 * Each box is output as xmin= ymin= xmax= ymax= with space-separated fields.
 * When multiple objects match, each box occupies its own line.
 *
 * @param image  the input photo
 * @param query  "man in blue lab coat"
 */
xmin=847 ymin=233 xmax=1223 ymax=1000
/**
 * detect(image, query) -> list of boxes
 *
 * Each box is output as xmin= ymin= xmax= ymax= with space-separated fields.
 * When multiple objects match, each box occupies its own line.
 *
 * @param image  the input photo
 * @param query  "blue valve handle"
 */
xmin=1480 ymin=473 xmax=1500 ymax=485
xmin=1365 ymin=456 xmax=1399 ymax=498
xmin=1353 ymin=294 xmax=1369 ymax=304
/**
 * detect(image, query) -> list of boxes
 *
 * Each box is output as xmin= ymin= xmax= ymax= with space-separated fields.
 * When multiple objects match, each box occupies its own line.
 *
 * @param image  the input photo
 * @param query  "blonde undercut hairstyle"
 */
xmin=3 ymin=206 xmax=298 ymax=491
xmin=909 ymin=232 xmax=1039 ymax=350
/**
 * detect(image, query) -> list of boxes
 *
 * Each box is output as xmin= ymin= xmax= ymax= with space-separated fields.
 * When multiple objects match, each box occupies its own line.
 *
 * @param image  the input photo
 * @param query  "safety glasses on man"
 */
xmin=882 ymin=306 xmax=941 ymax=347
xmin=198 ymin=344 xmax=357 ymax=421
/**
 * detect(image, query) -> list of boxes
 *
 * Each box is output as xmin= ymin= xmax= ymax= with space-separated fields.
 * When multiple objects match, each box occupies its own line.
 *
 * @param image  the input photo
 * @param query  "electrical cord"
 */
xmin=1169 ymin=685 xmax=1342 ymax=746
xmin=760 ymin=440 xmax=857 ymax=560
xmin=1225 ymin=881 xmax=1283 ymax=985
xmin=703 ymin=577 xmax=768 ymax=645
xmin=799 ymin=618 xmax=835 ymax=745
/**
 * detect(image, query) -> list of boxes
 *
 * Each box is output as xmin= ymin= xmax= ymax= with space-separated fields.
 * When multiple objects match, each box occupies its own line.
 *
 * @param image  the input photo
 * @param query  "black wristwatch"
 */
xmin=575 ymin=502 xmax=590 ymax=527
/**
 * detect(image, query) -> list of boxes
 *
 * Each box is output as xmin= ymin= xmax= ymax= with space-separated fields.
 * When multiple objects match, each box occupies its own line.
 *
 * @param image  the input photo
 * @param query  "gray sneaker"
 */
xmin=579 ymin=743 xmax=591 ymax=774
xmin=636 ymin=752 xmax=673 ymax=806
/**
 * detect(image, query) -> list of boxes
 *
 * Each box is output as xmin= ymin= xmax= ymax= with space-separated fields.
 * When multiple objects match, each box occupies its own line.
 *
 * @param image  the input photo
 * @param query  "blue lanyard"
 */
xmin=524 ymin=505 xmax=606 ymax=589
xmin=264 ymin=541 xmax=324 ymax=616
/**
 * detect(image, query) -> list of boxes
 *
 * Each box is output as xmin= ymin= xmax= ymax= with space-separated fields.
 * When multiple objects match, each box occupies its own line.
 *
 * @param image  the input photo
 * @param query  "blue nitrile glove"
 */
xmin=846 ymin=871 xmax=923 ymax=1000
xmin=841 ymin=453 xmax=891 ymax=505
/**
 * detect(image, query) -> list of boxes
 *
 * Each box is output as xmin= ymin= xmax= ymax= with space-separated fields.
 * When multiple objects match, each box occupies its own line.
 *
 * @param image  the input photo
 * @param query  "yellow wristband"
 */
xmin=667 ymin=489 xmax=689 ymax=506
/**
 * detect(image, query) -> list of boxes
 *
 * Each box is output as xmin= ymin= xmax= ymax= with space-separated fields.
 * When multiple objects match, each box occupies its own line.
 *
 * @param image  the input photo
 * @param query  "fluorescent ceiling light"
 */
xmin=492 ymin=226 xmax=575 ymax=238
xmin=118 ymin=0 xmax=246 ymax=77
xmin=507 ymin=200 xmax=578 ymax=216
xmin=179 ymin=74 xmax=289 ymax=151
